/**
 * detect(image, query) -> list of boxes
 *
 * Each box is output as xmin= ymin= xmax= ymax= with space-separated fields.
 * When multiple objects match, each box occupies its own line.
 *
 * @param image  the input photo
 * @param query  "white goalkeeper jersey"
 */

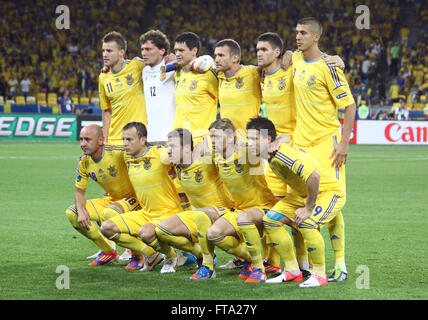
xmin=143 ymin=59 xmax=176 ymax=142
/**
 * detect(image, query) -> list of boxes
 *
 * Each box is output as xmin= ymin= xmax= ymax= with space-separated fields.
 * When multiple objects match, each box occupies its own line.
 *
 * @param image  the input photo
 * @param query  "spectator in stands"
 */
xmin=357 ymin=100 xmax=370 ymax=120
xmin=389 ymin=79 xmax=400 ymax=103
xmin=390 ymin=42 xmax=400 ymax=76
xmin=58 ymin=89 xmax=76 ymax=114
xmin=394 ymin=99 xmax=409 ymax=120
xmin=78 ymin=69 xmax=91 ymax=97
xmin=20 ymin=75 xmax=31 ymax=98
xmin=8 ymin=76 xmax=18 ymax=99
xmin=0 ymin=76 xmax=7 ymax=99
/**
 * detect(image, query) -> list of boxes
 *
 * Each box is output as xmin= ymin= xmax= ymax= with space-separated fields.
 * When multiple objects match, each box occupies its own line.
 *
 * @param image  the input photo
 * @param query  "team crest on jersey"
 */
xmin=160 ymin=66 xmax=166 ymax=81
xmin=194 ymin=169 xmax=203 ymax=183
xmin=125 ymin=74 xmax=134 ymax=86
xmin=142 ymin=158 xmax=152 ymax=170
xmin=278 ymin=77 xmax=286 ymax=90
xmin=107 ymin=165 xmax=118 ymax=177
xmin=307 ymin=74 xmax=317 ymax=87
xmin=99 ymin=168 xmax=108 ymax=179
xmin=235 ymin=77 xmax=244 ymax=89
xmin=234 ymin=160 xmax=243 ymax=173
xmin=189 ymin=80 xmax=198 ymax=91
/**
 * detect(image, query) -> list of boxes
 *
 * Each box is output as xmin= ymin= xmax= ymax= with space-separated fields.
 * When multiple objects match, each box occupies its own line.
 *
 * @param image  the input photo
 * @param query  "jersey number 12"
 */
xmin=150 ymin=86 xmax=156 ymax=97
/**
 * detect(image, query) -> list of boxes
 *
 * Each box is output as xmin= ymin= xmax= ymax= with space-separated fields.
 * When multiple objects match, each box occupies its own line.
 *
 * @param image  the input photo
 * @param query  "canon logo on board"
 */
xmin=384 ymin=122 xmax=428 ymax=143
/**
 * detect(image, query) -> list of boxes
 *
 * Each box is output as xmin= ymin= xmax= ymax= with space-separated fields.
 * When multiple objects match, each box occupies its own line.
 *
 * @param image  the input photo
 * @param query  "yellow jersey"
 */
xmin=262 ymin=66 xmax=296 ymax=135
xmin=125 ymin=146 xmax=182 ymax=219
xmin=99 ymin=58 xmax=147 ymax=145
xmin=173 ymin=69 xmax=219 ymax=140
xmin=218 ymin=65 xmax=261 ymax=132
xmin=213 ymin=142 xmax=277 ymax=210
xmin=75 ymin=145 xmax=135 ymax=200
xmin=292 ymin=51 xmax=355 ymax=146
xmin=176 ymin=155 xmax=235 ymax=209
xmin=269 ymin=143 xmax=342 ymax=196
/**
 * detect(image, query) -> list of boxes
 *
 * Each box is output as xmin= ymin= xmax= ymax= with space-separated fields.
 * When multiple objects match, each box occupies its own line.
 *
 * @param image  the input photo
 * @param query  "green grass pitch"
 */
xmin=0 ymin=141 xmax=426 ymax=300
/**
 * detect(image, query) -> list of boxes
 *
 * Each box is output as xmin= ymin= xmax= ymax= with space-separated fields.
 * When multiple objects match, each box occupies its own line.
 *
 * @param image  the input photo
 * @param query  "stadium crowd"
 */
xmin=0 ymin=0 xmax=427 ymax=116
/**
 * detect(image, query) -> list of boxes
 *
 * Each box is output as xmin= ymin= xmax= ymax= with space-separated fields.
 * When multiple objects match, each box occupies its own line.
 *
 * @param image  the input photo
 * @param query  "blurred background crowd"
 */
xmin=0 ymin=0 xmax=427 ymax=118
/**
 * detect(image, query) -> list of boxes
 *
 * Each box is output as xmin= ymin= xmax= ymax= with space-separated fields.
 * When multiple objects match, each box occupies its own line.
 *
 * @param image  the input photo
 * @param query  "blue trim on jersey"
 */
xmin=264 ymin=66 xmax=281 ymax=76
xmin=328 ymin=65 xmax=342 ymax=89
xmin=275 ymin=151 xmax=295 ymax=168
xmin=225 ymin=65 xmax=243 ymax=78
xmin=296 ymin=164 xmax=304 ymax=176
xmin=303 ymin=53 xmax=326 ymax=64
xmin=111 ymin=60 xmax=127 ymax=74
xmin=165 ymin=64 xmax=177 ymax=73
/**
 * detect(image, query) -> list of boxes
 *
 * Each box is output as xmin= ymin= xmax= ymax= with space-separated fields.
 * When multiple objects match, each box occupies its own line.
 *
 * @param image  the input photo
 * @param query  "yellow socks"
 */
xmin=66 ymin=207 xmax=115 ymax=253
xmin=263 ymin=215 xmax=299 ymax=271
xmin=299 ymin=227 xmax=326 ymax=275
xmin=156 ymin=225 xmax=202 ymax=258
xmin=237 ymin=221 xmax=264 ymax=270
xmin=328 ymin=211 xmax=345 ymax=266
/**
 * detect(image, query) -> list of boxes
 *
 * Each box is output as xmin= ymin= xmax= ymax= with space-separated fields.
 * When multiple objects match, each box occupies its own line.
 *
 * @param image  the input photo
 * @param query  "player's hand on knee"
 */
xmin=294 ymin=207 xmax=311 ymax=227
xmin=77 ymin=209 xmax=91 ymax=230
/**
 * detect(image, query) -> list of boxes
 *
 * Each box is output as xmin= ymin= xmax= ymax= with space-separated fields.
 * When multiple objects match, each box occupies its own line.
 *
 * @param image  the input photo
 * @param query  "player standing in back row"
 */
xmin=292 ymin=17 xmax=356 ymax=281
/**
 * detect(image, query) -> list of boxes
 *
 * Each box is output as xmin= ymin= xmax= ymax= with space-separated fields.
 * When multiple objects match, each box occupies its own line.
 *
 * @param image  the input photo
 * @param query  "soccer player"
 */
xmin=65 ymin=124 xmax=141 ymax=267
xmin=292 ymin=17 xmax=356 ymax=281
xmin=100 ymin=122 xmax=183 ymax=273
xmin=207 ymin=118 xmax=281 ymax=282
xmin=173 ymin=32 xmax=219 ymax=142
xmin=246 ymin=117 xmax=345 ymax=287
xmin=214 ymin=39 xmax=261 ymax=137
xmin=140 ymin=30 xmax=177 ymax=144
xmin=156 ymin=128 xmax=236 ymax=279
xmin=99 ymin=31 xmax=147 ymax=145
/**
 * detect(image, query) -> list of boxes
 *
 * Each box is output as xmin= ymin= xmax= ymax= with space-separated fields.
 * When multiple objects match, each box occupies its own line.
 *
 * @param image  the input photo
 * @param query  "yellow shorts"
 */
xmin=267 ymin=192 xmax=346 ymax=230
xmin=294 ymin=132 xmax=346 ymax=191
xmin=68 ymin=196 xmax=140 ymax=226
xmin=175 ymin=210 xmax=198 ymax=242
xmin=110 ymin=209 xmax=164 ymax=237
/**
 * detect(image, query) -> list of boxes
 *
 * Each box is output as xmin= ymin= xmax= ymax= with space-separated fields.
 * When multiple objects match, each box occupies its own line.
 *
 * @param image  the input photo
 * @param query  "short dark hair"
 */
xmin=246 ymin=117 xmax=277 ymax=141
xmin=297 ymin=17 xmax=323 ymax=36
xmin=215 ymin=39 xmax=241 ymax=60
xmin=175 ymin=32 xmax=201 ymax=54
xmin=139 ymin=30 xmax=170 ymax=56
xmin=257 ymin=32 xmax=283 ymax=54
xmin=123 ymin=121 xmax=147 ymax=139
xmin=167 ymin=128 xmax=194 ymax=151
xmin=102 ymin=31 xmax=127 ymax=52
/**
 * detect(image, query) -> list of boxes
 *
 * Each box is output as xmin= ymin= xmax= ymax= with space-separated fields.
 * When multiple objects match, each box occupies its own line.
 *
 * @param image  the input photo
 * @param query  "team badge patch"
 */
xmin=160 ymin=66 xmax=166 ymax=81
xmin=194 ymin=169 xmax=203 ymax=183
xmin=125 ymin=74 xmax=134 ymax=86
xmin=234 ymin=160 xmax=243 ymax=173
xmin=143 ymin=158 xmax=152 ymax=170
xmin=235 ymin=77 xmax=244 ymax=89
xmin=278 ymin=77 xmax=286 ymax=90
xmin=307 ymin=74 xmax=317 ymax=87
xmin=189 ymin=80 xmax=198 ymax=91
xmin=107 ymin=165 xmax=118 ymax=177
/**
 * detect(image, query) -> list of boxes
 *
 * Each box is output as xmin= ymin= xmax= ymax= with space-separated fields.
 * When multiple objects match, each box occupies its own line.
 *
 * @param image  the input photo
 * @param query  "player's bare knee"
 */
xmin=206 ymin=225 xmax=221 ymax=241
xmin=139 ymin=223 xmax=156 ymax=244
xmin=100 ymin=220 xmax=116 ymax=238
